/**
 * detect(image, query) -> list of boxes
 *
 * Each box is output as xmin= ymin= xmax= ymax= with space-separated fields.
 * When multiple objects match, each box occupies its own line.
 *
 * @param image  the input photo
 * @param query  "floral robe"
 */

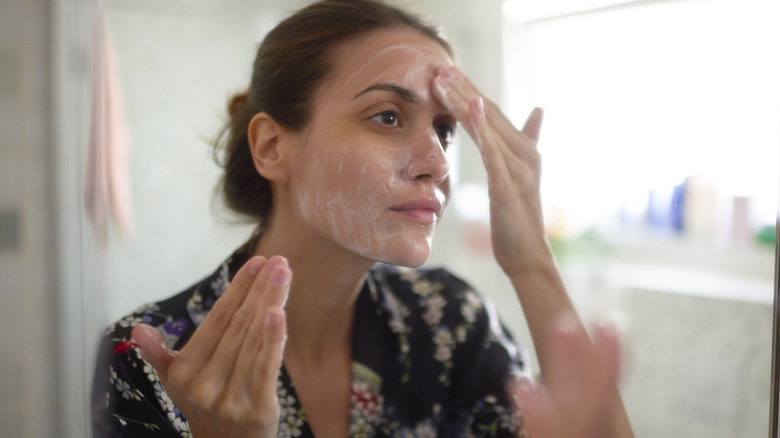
xmin=92 ymin=246 xmax=529 ymax=437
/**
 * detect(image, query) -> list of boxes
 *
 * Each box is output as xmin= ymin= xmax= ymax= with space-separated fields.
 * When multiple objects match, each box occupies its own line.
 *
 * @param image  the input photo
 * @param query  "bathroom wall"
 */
xmin=102 ymin=0 xmax=275 ymax=321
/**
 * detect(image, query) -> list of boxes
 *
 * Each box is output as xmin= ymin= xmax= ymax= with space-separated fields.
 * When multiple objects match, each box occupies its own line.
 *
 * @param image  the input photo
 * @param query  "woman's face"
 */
xmin=284 ymin=28 xmax=455 ymax=267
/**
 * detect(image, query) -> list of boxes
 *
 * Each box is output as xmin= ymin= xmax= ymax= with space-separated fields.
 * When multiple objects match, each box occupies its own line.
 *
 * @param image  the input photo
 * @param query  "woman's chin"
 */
xmin=336 ymin=229 xmax=434 ymax=268
xmin=377 ymin=242 xmax=431 ymax=268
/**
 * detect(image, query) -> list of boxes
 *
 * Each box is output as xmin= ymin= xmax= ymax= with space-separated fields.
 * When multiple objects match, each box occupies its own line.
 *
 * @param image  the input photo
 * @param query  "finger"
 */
xmin=251 ymin=306 xmax=287 ymax=407
xmin=132 ymin=323 xmax=177 ymax=384
xmin=229 ymin=263 xmax=291 ymax=397
xmin=521 ymin=107 xmax=544 ymax=143
xmin=175 ymin=256 xmax=267 ymax=377
xmin=187 ymin=256 xmax=266 ymax=348
xmin=514 ymin=378 xmax=546 ymax=438
xmin=558 ymin=323 xmax=621 ymax=438
xmin=554 ymin=319 xmax=621 ymax=437
xmin=433 ymin=66 xmax=523 ymax=148
xmin=198 ymin=256 xmax=288 ymax=389
xmin=585 ymin=321 xmax=621 ymax=408
xmin=450 ymin=73 xmax=518 ymax=143
xmin=434 ymin=68 xmax=537 ymax=190
xmin=595 ymin=321 xmax=621 ymax=383
xmin=433 ymin=74 xmax=479 ymax=139
xmin=481 ymin=98 xmax=542 ymax=171
xmin=507 ymin=376 xmax=535 ymax=415
xmin=432 ymin=66 xmax=496 ymax=151
xmin=256 ymin=257 xmax=292 ymax=312
xmin=433 ymin=72 xmax=513 ymax=184
xmin=470 ymin=96 xmax=515 ymax=180
xmin=545 ymin=312 xmax=585 ymax=403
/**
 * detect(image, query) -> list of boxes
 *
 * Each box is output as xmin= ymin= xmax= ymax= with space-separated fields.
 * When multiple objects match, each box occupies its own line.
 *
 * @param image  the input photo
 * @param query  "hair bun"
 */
xmin=227 ymin=90 xmax=250 ymax=120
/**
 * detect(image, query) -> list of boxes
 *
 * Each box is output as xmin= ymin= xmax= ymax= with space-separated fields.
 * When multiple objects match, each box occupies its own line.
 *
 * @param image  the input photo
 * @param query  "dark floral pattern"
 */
xmin=92 ymin=246 xmax=528 ymax=437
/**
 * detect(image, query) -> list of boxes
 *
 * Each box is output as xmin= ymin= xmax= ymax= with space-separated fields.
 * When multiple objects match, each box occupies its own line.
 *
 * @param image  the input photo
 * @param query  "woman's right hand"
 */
xmin=512 ymin=314 xmax=625 ymax=438
xmin=132 ymin=255 xmax=291 ymax=438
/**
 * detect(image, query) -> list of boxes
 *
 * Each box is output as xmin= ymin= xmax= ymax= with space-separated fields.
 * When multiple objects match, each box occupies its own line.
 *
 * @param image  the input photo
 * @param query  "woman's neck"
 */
xmin=252 ymin=217 xmax=373 ymax=365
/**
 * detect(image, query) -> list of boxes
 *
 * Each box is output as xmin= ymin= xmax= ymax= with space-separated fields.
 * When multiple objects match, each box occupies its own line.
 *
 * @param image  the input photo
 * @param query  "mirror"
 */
xmin=91 ymin=0 xmax=779 ymax=436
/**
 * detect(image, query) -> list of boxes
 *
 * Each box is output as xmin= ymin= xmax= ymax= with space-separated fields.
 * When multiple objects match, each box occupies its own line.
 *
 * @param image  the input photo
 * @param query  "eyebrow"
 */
xmin=352 ymin=83 xmax=420 ymax=104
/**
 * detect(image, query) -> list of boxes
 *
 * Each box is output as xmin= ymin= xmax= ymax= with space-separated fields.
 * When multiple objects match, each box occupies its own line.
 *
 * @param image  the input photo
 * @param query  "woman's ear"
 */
xmin=248 ymin=112 xmax=290 ymax=183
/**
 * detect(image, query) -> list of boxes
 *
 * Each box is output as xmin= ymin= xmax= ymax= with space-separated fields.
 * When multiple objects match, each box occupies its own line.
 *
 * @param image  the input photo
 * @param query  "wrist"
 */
xmin=498 ymin=238 xmax=558 ymax=278
xmin=503 ymin=247 xmax=571 ymax=311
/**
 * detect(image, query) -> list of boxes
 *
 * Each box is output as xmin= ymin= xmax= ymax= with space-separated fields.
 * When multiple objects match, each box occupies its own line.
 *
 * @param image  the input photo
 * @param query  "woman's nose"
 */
xmin=403 ymin=130 xmax=449 ymax=184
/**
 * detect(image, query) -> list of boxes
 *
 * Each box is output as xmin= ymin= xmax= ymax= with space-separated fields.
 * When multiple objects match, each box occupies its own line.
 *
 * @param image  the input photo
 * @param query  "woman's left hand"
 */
xmin=432 ymin=65 xmax=548 ymax=276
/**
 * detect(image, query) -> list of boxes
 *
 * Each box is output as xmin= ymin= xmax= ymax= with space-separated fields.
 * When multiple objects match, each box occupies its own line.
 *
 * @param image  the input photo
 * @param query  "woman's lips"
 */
xmin=390 ymin=198 xmax=442 ymax=224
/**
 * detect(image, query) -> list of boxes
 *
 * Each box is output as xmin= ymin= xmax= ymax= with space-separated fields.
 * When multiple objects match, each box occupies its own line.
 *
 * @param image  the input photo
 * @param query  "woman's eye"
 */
xmin=435 ymin=122 xmax=457 ymax=148
xmin=371 ymin=110 xmax=400 ymax=127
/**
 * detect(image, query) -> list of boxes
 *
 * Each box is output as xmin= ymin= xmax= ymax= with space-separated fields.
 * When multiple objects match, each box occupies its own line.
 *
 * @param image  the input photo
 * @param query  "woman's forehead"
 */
xmin=326 ymin=29 xmax=454 ymax=96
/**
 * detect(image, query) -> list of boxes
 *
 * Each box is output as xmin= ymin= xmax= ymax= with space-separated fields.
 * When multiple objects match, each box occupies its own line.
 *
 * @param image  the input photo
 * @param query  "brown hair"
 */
xmin=213 ymin=0 xmax=453 ymax=222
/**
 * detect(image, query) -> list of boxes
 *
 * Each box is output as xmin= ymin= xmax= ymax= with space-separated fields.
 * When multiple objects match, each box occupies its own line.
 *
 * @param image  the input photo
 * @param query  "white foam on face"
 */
xmin=290 ymin=31 xmax=453 ymax=267
xmin=296 ymin=141 xmax=438 ymax=267
xmin=333 ymin=41 xmax=453 ymax=104
xmin=337 ymin=43 xmax=441 ymax=90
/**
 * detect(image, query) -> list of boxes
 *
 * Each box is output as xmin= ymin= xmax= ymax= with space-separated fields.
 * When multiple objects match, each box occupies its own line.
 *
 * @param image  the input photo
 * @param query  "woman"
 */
xmin=92 ymin=1 xmax=632 ymax=437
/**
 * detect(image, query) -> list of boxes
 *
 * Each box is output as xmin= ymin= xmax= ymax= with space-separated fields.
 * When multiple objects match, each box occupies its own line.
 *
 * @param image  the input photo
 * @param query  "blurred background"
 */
xmin=1 ymin=0 xmax=777 ymax=436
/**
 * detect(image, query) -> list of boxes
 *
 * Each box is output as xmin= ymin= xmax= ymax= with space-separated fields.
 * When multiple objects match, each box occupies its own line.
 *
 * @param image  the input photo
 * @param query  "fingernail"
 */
xmin=595 ymin=311 xmax=628 ymax=337
xmin=440 ymin=64 xmax=456 ymax=80
xmin=246 ymin=257 xmax=264 ymax=275
xmin=266 ymin=256 xmax=287 ymax=272
xmin=434 ymin=75 xmax=450 ymax=92
xmin=554 ymin=311 xmax=580 ymax=336
xmin=271 ymin=266 xmax=291 ymax=287
xmin=595 ymin=318 xmax=619 ymax=343
xmin=471 ymin=97 xmax=485 ymax=119
xmin=434 ymin=77 xmax=454 ymax=111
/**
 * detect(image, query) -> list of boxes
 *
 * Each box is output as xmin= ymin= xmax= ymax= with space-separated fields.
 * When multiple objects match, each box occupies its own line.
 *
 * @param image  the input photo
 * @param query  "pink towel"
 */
xmin=84 ymin=10 xmax=133 ymax=250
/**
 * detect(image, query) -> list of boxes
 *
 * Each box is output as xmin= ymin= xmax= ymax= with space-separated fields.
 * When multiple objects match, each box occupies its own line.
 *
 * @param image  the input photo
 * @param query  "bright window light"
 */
xmin=503 ymin=0 xmax=780 ymax=242
xmin=503 ymin=0 xmax=641 ymax=23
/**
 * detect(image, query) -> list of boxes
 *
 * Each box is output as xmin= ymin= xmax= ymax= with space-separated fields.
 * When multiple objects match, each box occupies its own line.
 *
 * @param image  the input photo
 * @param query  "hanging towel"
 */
xmin=84 ymin=9 xmax=133 ymax=250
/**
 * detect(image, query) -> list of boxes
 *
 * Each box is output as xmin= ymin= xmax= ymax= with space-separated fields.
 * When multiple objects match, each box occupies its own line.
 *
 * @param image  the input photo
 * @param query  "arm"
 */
xmin=432 ymin=65 xmax=633 ymax=438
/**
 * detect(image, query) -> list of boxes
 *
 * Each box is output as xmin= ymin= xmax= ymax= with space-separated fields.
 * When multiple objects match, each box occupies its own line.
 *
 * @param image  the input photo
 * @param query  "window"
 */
xmin=503 ymin=0 xmax=779 ymax=245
